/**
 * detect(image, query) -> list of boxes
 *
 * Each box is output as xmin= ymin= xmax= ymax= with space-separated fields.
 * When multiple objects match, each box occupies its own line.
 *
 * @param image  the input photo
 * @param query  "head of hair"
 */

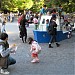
xmin=59 ymin=4 xmax=61 ymax=7
xmin=52 ymin=14 xmax=56 ymax=20
xmin=46 ymin=19 xmax=49 ymax=22
xmin=0 ymin=33 xmax=8 ymax=40
xmin=43 ymin=5 xmax=46 ymax=7
xmin=27 ymin=37 xmax=33 ymax=44
xmin=52 ymin=9 xmax=56 ymax=13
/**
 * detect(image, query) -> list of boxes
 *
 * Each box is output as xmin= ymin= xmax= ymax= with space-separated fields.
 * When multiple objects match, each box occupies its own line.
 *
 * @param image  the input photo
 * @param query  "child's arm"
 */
xmin=30 ymin=45 xmax=33 ymax=52
xmin=35 ymin=43 xmax=41 ymax=53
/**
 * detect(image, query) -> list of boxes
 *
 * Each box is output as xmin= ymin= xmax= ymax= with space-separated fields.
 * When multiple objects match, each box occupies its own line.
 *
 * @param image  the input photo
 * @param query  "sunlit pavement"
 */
xmin=5 ymin=21 xmax=75 ymax=75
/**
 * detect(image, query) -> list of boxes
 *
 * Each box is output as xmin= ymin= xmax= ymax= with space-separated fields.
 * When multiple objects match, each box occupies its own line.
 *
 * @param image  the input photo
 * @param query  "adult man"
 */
xmin=40 ymin=5 xmax=47 ymax=18
xmin=48 ymin=15 xmax=60 ymax=48
xmin=0 ymin=33 xmax=16 ymax=74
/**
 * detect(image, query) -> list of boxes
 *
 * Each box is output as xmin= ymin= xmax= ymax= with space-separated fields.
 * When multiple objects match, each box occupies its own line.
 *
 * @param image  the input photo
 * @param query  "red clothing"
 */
xmin=30 ymin=41 xmax=41 ymax=58
xmin=18 ymin=15 xmax=23 ymax=24
xmin=31 ymin=53 xmax=38 ymax=57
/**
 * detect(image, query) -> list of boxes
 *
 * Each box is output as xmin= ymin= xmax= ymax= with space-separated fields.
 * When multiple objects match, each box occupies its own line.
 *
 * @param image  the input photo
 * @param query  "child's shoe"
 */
xmin=31 ymin=59 xmax=39 ymax=63
xmin=36 ymin=58 xmax=39 ymax=62
xmin=31 ymin=59 xmax=36 ymax=63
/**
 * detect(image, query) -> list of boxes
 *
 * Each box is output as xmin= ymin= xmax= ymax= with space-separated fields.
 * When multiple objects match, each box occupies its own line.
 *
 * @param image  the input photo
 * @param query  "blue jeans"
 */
xmin=7 ymin=56 xmax=16 ymax=66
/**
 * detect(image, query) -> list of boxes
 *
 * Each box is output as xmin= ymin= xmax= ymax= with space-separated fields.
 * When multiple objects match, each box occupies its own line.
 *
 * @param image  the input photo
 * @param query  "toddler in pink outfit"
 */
xmin=28 ymin=37 xmax=41 ymax=63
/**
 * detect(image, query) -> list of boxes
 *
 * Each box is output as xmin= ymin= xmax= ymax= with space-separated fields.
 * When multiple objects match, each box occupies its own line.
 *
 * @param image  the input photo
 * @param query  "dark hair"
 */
xmin=52 ymin=14 xmax=56 ymax=20
xmin=52 ymin=9 xmax=56 ymax=13
xmin=0 ymin=33 xmax=8 ymax=40
xmin=52 ymin=14 xmax=56 ymax=18
xmin=27 ymin=37 xmax=33 ymax=44
xmin=46 ymin=19 xmax=49 ymax=22
xmin=43 ymin=5 xmax=46 ymax=7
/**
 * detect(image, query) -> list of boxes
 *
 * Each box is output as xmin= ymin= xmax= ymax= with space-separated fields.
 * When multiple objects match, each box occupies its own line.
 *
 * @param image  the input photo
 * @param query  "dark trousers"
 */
xmin=21 ymin=31 xmax=27 ymax=42
xmin=50 ymin=35 xmax=57 ymax=43
xmin=19 ymin=26 xmax=27 ymax=42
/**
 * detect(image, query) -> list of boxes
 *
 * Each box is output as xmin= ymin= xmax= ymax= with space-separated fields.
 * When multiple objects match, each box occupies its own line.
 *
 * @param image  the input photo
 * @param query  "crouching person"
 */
xmin=0 ymin=33 xmax=16 ymax=74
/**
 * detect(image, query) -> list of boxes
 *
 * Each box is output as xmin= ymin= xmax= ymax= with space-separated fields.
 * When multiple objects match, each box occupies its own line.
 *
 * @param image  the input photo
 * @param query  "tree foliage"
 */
xmin=1 ymin=0 xmax=75 ymax=13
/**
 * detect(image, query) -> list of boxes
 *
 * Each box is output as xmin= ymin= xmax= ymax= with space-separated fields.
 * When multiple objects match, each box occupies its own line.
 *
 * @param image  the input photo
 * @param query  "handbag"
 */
xmin=0 ymin=57 xmax=8 ymax=67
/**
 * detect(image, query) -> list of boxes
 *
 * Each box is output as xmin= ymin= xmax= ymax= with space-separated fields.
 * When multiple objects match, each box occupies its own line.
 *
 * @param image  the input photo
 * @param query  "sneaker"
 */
xmin=31 ymin=59 xmax=39 ymax=63
xmin=0 ymin=69 xmax=10 ymax=74
xmin=36 ymin=59 xmax=39 ymax=63
xmin=31 ymin=59 xmax=36 ymax=63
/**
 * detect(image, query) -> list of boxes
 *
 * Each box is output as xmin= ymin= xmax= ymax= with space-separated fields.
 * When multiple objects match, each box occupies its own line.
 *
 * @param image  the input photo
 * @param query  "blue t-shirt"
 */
xmin=46 ymin=23 xmax=49 ymax=30
xmin=40 ymin=8 xmax=47 ymax=15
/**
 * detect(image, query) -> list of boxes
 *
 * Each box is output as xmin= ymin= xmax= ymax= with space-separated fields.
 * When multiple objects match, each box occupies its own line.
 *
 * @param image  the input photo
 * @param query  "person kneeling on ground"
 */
xmin=0 ymin=33 xmax=16 ymax=74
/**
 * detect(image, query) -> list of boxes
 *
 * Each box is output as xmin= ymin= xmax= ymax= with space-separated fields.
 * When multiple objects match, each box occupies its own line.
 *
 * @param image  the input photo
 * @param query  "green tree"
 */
xmin=1 ymin=0 xmax=75 ymax=13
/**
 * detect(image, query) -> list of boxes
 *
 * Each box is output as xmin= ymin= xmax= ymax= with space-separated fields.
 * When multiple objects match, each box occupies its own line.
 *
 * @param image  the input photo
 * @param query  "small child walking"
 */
xmin=28 ymin=37 xmax=41 ymax=63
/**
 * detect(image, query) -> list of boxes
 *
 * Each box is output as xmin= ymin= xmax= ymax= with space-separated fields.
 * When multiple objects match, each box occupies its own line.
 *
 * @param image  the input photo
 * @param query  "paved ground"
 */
xmin=1 ymin=22 xmax=75 ymax=75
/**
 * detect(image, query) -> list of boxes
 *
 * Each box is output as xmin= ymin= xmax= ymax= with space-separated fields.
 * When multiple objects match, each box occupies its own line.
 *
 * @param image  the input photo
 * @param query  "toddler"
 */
xmin=28 ymin=37 xmax=41 ymax=63
xmin=46 ymin=19 xmax=49 ymax=31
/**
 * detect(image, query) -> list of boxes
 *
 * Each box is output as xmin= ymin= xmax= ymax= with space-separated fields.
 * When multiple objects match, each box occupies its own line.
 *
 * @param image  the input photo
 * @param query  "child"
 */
xmin=46 ymin=19 xmax=49 ymax=31
xmin=33 ymin=16 xmax=38 ymax=30
xmin=28 ymin=37 xmax=41 ymax=63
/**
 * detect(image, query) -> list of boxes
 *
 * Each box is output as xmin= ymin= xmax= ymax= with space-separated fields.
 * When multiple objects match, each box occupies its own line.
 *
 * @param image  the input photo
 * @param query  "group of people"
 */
xmin=7 ymin=12 xmax=14 ymax=22
xmin=0 ymin=33 xmax=42 ymax=75
xmin=40 ymin=4 xmax=60 ymax=48
xmin=0 ymin=4 xmax=61 ymax=75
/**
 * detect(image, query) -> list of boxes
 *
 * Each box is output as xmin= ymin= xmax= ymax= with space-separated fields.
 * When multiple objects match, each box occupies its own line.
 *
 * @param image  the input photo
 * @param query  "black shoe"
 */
xmin=49 ymin=44 xmax=53 ymax=48
xmin=56 ymin=43 xmax=60 ymax=47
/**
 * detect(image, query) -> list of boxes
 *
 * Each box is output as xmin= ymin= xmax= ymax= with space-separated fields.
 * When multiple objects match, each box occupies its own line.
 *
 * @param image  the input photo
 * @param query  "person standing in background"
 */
xmin=40 ymin=5 xmax=47 ymax=18
xmin=1 ymin=17 xmax=7 ymax=33
xmin=20 ymin=14 xmax=28 ymax=43
xmin=33 ymin=15 xmax=38 ymax=30
xmin=46 ymin=19 xmax=49 ymax=31
xmin=48 ymin=15 xmax=60 ymax=48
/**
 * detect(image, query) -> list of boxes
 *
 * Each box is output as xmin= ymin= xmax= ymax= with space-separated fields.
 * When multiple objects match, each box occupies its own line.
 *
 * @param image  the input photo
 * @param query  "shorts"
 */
xmin=31 ymin=53 xmax=38 ymax=58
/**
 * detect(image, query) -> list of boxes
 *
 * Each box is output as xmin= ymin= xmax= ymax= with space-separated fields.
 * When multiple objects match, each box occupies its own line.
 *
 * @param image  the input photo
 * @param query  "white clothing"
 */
xmin=30 ymin=41 xmax=41 ymax=54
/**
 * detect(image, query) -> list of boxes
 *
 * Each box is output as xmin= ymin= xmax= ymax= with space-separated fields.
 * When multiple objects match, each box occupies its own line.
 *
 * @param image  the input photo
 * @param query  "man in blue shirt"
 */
xmin=40 ymin=5 xmax=47 ymax=15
